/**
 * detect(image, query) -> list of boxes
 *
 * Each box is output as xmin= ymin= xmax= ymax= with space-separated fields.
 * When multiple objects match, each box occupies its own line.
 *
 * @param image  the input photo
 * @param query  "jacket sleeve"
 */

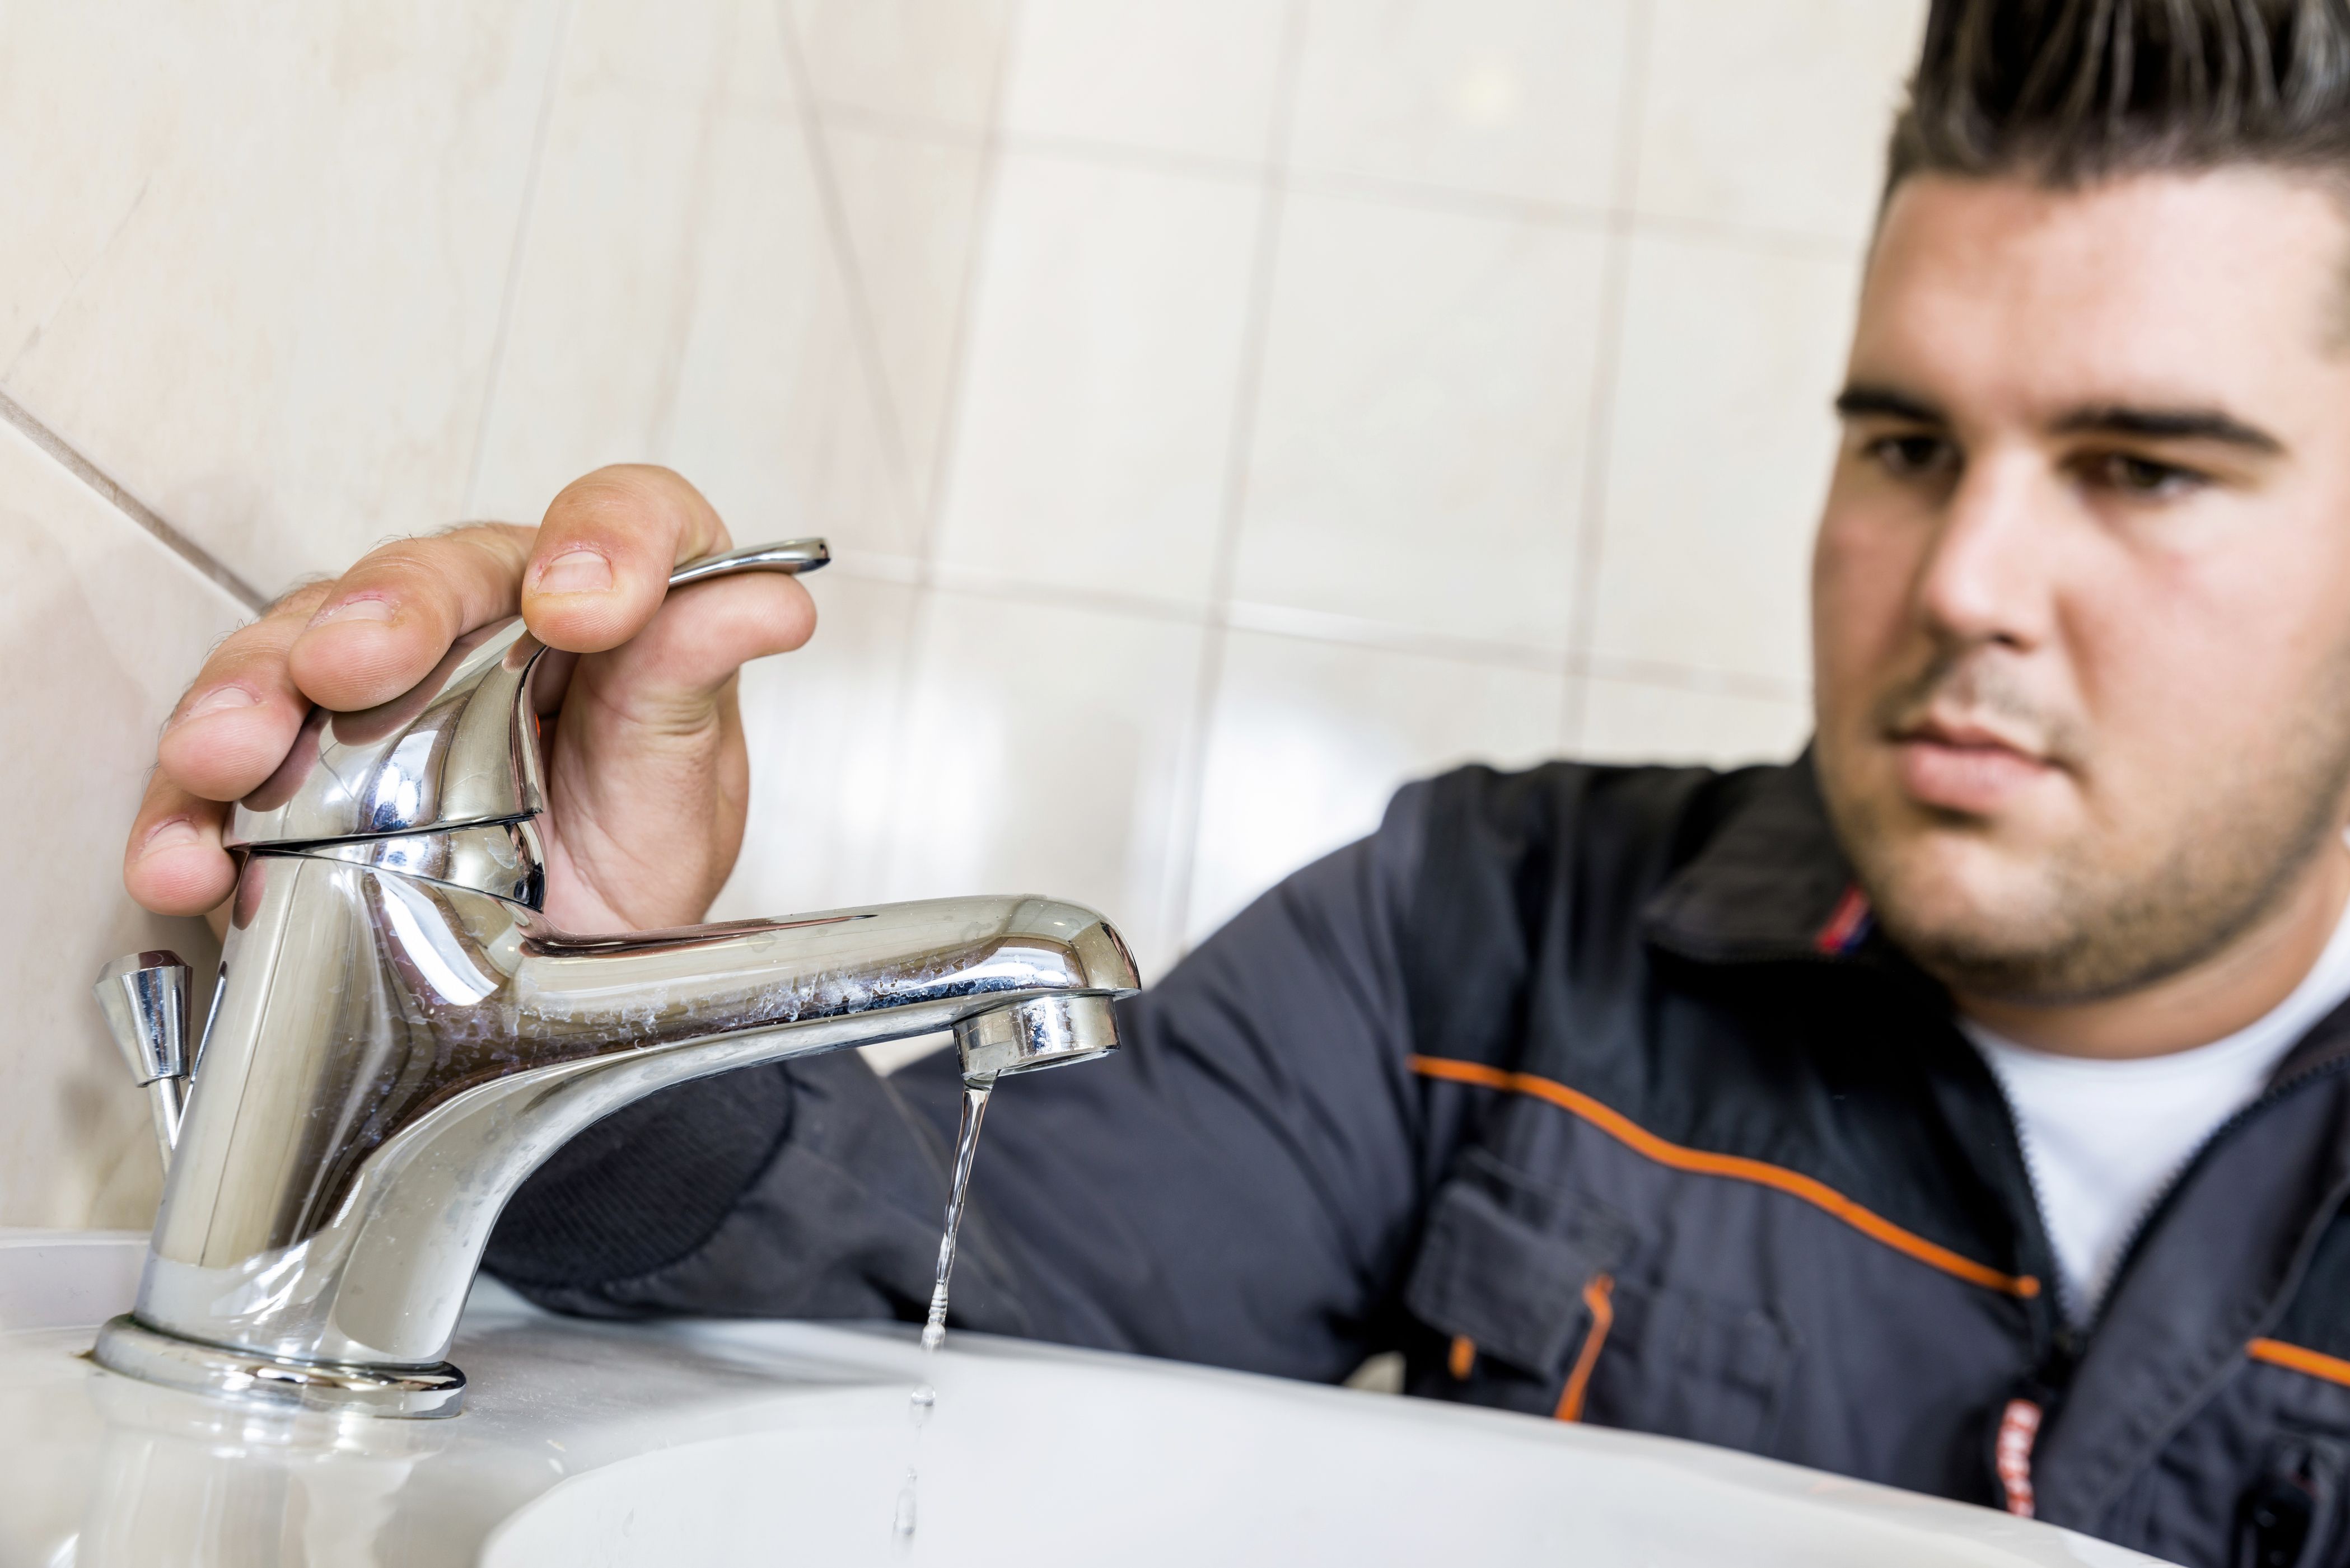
xmin=483 ymin=784 xmax=1435 ymax=1384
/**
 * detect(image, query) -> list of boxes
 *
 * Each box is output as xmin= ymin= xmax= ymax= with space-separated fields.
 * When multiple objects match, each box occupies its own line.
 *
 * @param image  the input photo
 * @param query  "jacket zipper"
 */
xmin=1980 ymin=1068 xmax=2080 ymax=1332
xmin=1972 ymin=1069 xmax=2077 ymax=1396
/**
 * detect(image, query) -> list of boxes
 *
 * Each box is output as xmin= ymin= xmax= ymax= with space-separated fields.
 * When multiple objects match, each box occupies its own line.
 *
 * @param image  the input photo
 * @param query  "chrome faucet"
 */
xmin=91 ymin=540 xmax=1138 ymax=1418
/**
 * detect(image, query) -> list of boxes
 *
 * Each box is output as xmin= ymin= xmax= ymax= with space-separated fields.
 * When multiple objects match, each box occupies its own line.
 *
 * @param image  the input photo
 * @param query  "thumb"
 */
xmin=520 ymin=465 xmax=734 ymax=654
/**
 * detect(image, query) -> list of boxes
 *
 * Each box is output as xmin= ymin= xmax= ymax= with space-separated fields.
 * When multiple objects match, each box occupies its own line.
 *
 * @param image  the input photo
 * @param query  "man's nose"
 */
xmin=1912 ymin=451 xmax=2056 ymax=654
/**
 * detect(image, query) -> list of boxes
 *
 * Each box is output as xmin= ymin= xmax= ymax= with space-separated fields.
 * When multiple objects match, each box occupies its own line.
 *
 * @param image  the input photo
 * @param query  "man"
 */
xmin=119 ymin=2 xmax=2350 ymax=1562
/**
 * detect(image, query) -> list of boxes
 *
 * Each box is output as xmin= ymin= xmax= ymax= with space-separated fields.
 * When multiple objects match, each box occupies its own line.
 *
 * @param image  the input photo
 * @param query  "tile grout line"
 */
xmin=834 ymin=0 xmax=1026 ymax=900
xmin=642 ymin=10 xmax=740 ymax=463
xmin=775 ymin=0 xmax=918 ymax=541
xmin=1158 ymin=0 xmax=1310 ymax=964
xmin=911 ymin=0 xmax=1024 ymax=565
xmin=803 ymin=101 xmax=1867 ymax=263
xmin=825 ymin=547 xmax=1808 ymax=703
xmin=0 ymin=388 xmax=266 ymax=612
xmin=1558 ymin=0 xmax=1657 ymax=753
xmin=461 ymin=0 xmax=574 ymax=521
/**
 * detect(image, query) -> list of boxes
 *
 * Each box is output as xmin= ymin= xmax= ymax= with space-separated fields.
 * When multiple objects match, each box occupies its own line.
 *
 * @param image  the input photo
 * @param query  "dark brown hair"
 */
xmin=1889 ymin=0 xmax=2350 ymax=189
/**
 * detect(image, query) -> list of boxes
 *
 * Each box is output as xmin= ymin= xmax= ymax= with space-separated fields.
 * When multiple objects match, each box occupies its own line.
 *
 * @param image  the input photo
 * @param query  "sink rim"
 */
xmin=1 ymin=1229 xmax=2171 ymax=1567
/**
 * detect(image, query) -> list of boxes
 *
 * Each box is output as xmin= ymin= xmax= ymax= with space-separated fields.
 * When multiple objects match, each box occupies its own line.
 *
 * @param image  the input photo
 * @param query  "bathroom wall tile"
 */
xmin=820 ymin=122 xmax=992 ymax=527
xmin=1184 ymin=630 xmax=1565 ymax=947
xmin=1575 ymin=673 xmax=1811 ymax=767
xmin=562 ymin=0 xmax=791 ymax=103
xmin=875 ymin=591 xmax=1208 ymax=987
xmin=1634 ymin=0 xmax=1927 ymax=245
xmin=471 ymin=0 xmax=915 ymax=556
xmin=1003 ymin=0 xmax=1291 ymax=165
xmin=931 ymin=154 xmax=1262 ymax=606
xmin=667 ymin=92 xmax=912 ymax=553
xmin=1233 ymin=190 xmax=1605 ymax=652
xmin=1288 ymin=0 xmax=1631 ymax=209
xmin=0 ymin=10 xmax=161 ymax=372
xmin=1587 ymin=232 xmax=1857 ymax=688
xmin=0 ymin=422 xmax=246 ymax=1229
xmin=0 ymin=2 xmax=563 ymax=595
xmin=787 ymin=0 xmax=1014 ymax=133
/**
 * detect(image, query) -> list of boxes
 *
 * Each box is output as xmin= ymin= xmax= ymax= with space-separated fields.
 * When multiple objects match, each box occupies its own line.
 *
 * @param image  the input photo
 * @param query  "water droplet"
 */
xmin=909 ymin=1383 xmax=936 ymax=1427
xmin=892 ymin=1468 xmax=919 ymax=1538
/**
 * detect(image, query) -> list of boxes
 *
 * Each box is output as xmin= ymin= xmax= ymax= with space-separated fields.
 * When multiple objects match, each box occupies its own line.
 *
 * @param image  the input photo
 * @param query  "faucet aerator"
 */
xmin=955 ymin=994 xmax=1120 ymax=1081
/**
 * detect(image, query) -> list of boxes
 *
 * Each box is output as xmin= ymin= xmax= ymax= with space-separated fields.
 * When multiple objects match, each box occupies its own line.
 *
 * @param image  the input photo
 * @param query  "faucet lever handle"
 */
xmin=665 ymin=538 xmax=829 ymax=588
xmin=226 ymin=539 xmax=829 ymax=854
xmin=94 ymin=951 xmax=192 ymax=1160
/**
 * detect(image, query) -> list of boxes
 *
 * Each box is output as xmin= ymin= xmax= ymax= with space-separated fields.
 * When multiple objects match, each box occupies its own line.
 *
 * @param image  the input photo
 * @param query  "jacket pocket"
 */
xmin=1402 ymin=1149 xmax=1795 ymax=1452
xmin=1403 ymin=1152 xmax=1629 ymax=1383
xmin=2237 ymin=1426 xmax=2348 ymax=1568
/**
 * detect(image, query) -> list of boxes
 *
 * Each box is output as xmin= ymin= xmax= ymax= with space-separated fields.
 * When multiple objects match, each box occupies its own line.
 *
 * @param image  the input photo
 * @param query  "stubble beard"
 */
xmin=1823 ymin=652 xmax=2350 ymax=1008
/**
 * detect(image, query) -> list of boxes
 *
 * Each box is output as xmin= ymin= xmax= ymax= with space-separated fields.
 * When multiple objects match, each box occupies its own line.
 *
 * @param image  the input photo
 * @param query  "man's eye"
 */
xmin=1865 ymin=434 xmax=1950 ymax=476
xmin=2087 ymin=452 xmax=2203 ymax=498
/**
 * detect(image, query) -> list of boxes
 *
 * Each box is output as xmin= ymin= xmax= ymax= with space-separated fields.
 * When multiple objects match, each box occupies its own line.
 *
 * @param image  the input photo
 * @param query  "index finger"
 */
xmin=284 ymin=524 xmax=538 ymax=712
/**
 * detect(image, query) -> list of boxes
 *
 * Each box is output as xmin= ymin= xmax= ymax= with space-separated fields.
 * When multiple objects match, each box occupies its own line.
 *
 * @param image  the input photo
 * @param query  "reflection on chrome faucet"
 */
xmin=90 ymin=542 xmax=1139 ymax=1418
xmin=76 ymin=1374 xmax=441 ymax=1567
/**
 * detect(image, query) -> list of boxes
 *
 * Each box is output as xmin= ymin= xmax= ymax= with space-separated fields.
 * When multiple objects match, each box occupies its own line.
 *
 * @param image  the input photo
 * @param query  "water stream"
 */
xmin=895 ymin=1074 xmax=996 ymax=1546
xmin=921 ymin=1077 xmax=994 ymax=1352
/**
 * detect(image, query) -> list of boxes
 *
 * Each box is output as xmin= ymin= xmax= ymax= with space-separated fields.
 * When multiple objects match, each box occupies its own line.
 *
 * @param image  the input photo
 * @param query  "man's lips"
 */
xmin=1890 ymin=720 xmax=2057 ymax=813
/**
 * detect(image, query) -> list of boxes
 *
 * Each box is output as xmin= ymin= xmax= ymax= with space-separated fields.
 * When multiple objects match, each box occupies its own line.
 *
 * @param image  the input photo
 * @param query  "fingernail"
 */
xmin=535 ymin=549 xmax=613 ymax=594
xmin=137 ymin=817 xmax=202 ymax=858
xmin=175 ymin=686 xmax=259 ymax=725
xmin=309 ymin=596 xmax=398 ymax=628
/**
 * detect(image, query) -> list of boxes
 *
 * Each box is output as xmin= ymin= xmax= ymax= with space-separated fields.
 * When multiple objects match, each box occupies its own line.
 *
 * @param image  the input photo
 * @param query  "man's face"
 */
xmin=1812 ymin=168 xmax=2350 ymax=1005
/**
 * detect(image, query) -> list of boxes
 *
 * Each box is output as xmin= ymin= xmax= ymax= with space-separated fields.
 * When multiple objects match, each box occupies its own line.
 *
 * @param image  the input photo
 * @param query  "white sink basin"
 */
xmin=0 ymin=1231 xmax=2164 ymax=1567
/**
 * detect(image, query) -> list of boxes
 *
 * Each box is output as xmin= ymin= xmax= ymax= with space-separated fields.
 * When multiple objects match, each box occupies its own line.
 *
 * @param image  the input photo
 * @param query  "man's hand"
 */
xmin=123 ymin=465 xmax=816 ymax=933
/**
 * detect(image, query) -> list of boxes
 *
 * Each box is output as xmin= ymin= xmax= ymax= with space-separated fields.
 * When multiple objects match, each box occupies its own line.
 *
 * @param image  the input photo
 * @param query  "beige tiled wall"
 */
xmin=1 ymin=0 xmax=1924 ymax=1227
xmin=0 ymin=419 xmax=245 ymax=1227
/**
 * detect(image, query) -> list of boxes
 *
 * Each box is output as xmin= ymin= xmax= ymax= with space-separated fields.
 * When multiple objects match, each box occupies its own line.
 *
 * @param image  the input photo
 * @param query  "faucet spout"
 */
xmin=93 ymin=848 xmax=1137 ymax=1416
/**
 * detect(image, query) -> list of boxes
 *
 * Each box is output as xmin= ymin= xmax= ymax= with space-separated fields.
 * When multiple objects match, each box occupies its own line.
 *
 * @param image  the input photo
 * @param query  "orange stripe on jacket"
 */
xmin=2250 ymin=1337 xmax=2350 ymax=1388
xmin=1553 ymin=1274 xmax=1615 ymax=1422
xmin=1406 ymin=1054 xmax=2041 ymax=1300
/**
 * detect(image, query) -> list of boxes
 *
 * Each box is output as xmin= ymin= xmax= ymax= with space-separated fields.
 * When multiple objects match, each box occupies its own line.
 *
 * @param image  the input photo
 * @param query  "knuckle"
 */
xmin=441 ymin=525 xmax=533 ymax=584
xmin=349 ymin=536 xmax=455 ymax=584
xmin=263 ymin=578 xmax=334 ymax=620
xmin=198 ymin=623 xmax=300 ymax=684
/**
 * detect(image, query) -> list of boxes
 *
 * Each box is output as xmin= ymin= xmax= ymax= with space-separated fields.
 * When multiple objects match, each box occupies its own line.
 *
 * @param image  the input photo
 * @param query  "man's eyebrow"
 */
xmin=1833 ymin=385 xmax=1945 ymax=424
xmin=2048 ymin=404 xmax=2284 ymax=453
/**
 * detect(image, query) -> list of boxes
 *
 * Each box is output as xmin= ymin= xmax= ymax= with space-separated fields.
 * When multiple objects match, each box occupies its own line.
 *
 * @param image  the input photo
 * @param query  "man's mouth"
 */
xmin=1888 ymin=715 xmax=2058 ymax=814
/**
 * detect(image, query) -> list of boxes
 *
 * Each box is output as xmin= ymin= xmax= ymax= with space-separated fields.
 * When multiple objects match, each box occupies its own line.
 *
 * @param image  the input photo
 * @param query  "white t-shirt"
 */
xmin=1960 ymin=896 xmax=2350 ymax=1327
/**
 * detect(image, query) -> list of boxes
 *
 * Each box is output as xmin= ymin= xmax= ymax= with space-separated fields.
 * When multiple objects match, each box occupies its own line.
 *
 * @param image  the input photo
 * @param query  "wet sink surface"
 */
xmin=0 ymin=1232 xmax=2166 ymax=1567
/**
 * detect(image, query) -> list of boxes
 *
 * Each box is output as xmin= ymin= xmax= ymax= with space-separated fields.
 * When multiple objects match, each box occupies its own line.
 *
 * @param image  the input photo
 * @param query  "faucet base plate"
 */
xmin=90 ymin=1314 xmax=466 ymax=1419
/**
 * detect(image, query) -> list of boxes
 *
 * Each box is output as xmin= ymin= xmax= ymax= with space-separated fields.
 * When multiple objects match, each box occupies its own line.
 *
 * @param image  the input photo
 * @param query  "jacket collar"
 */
xmin=1640 ymin=748 xmax=1876 ymax=965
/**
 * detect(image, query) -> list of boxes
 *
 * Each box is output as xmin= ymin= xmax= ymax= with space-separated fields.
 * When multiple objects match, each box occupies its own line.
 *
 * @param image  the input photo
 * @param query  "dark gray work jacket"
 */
xmin=487 ymin=758 xmax=2350 ymax=1568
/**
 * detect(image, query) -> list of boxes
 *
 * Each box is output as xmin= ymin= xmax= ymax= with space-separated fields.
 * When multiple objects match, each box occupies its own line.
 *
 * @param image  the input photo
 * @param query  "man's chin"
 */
xmin=1849 ymin=825 xmax=2071 ymax=973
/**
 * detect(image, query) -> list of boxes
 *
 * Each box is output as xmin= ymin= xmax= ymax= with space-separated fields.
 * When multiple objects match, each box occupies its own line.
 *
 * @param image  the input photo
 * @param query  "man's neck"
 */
xmin=1956 ymin=841 xmax=2350 ymax=1060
